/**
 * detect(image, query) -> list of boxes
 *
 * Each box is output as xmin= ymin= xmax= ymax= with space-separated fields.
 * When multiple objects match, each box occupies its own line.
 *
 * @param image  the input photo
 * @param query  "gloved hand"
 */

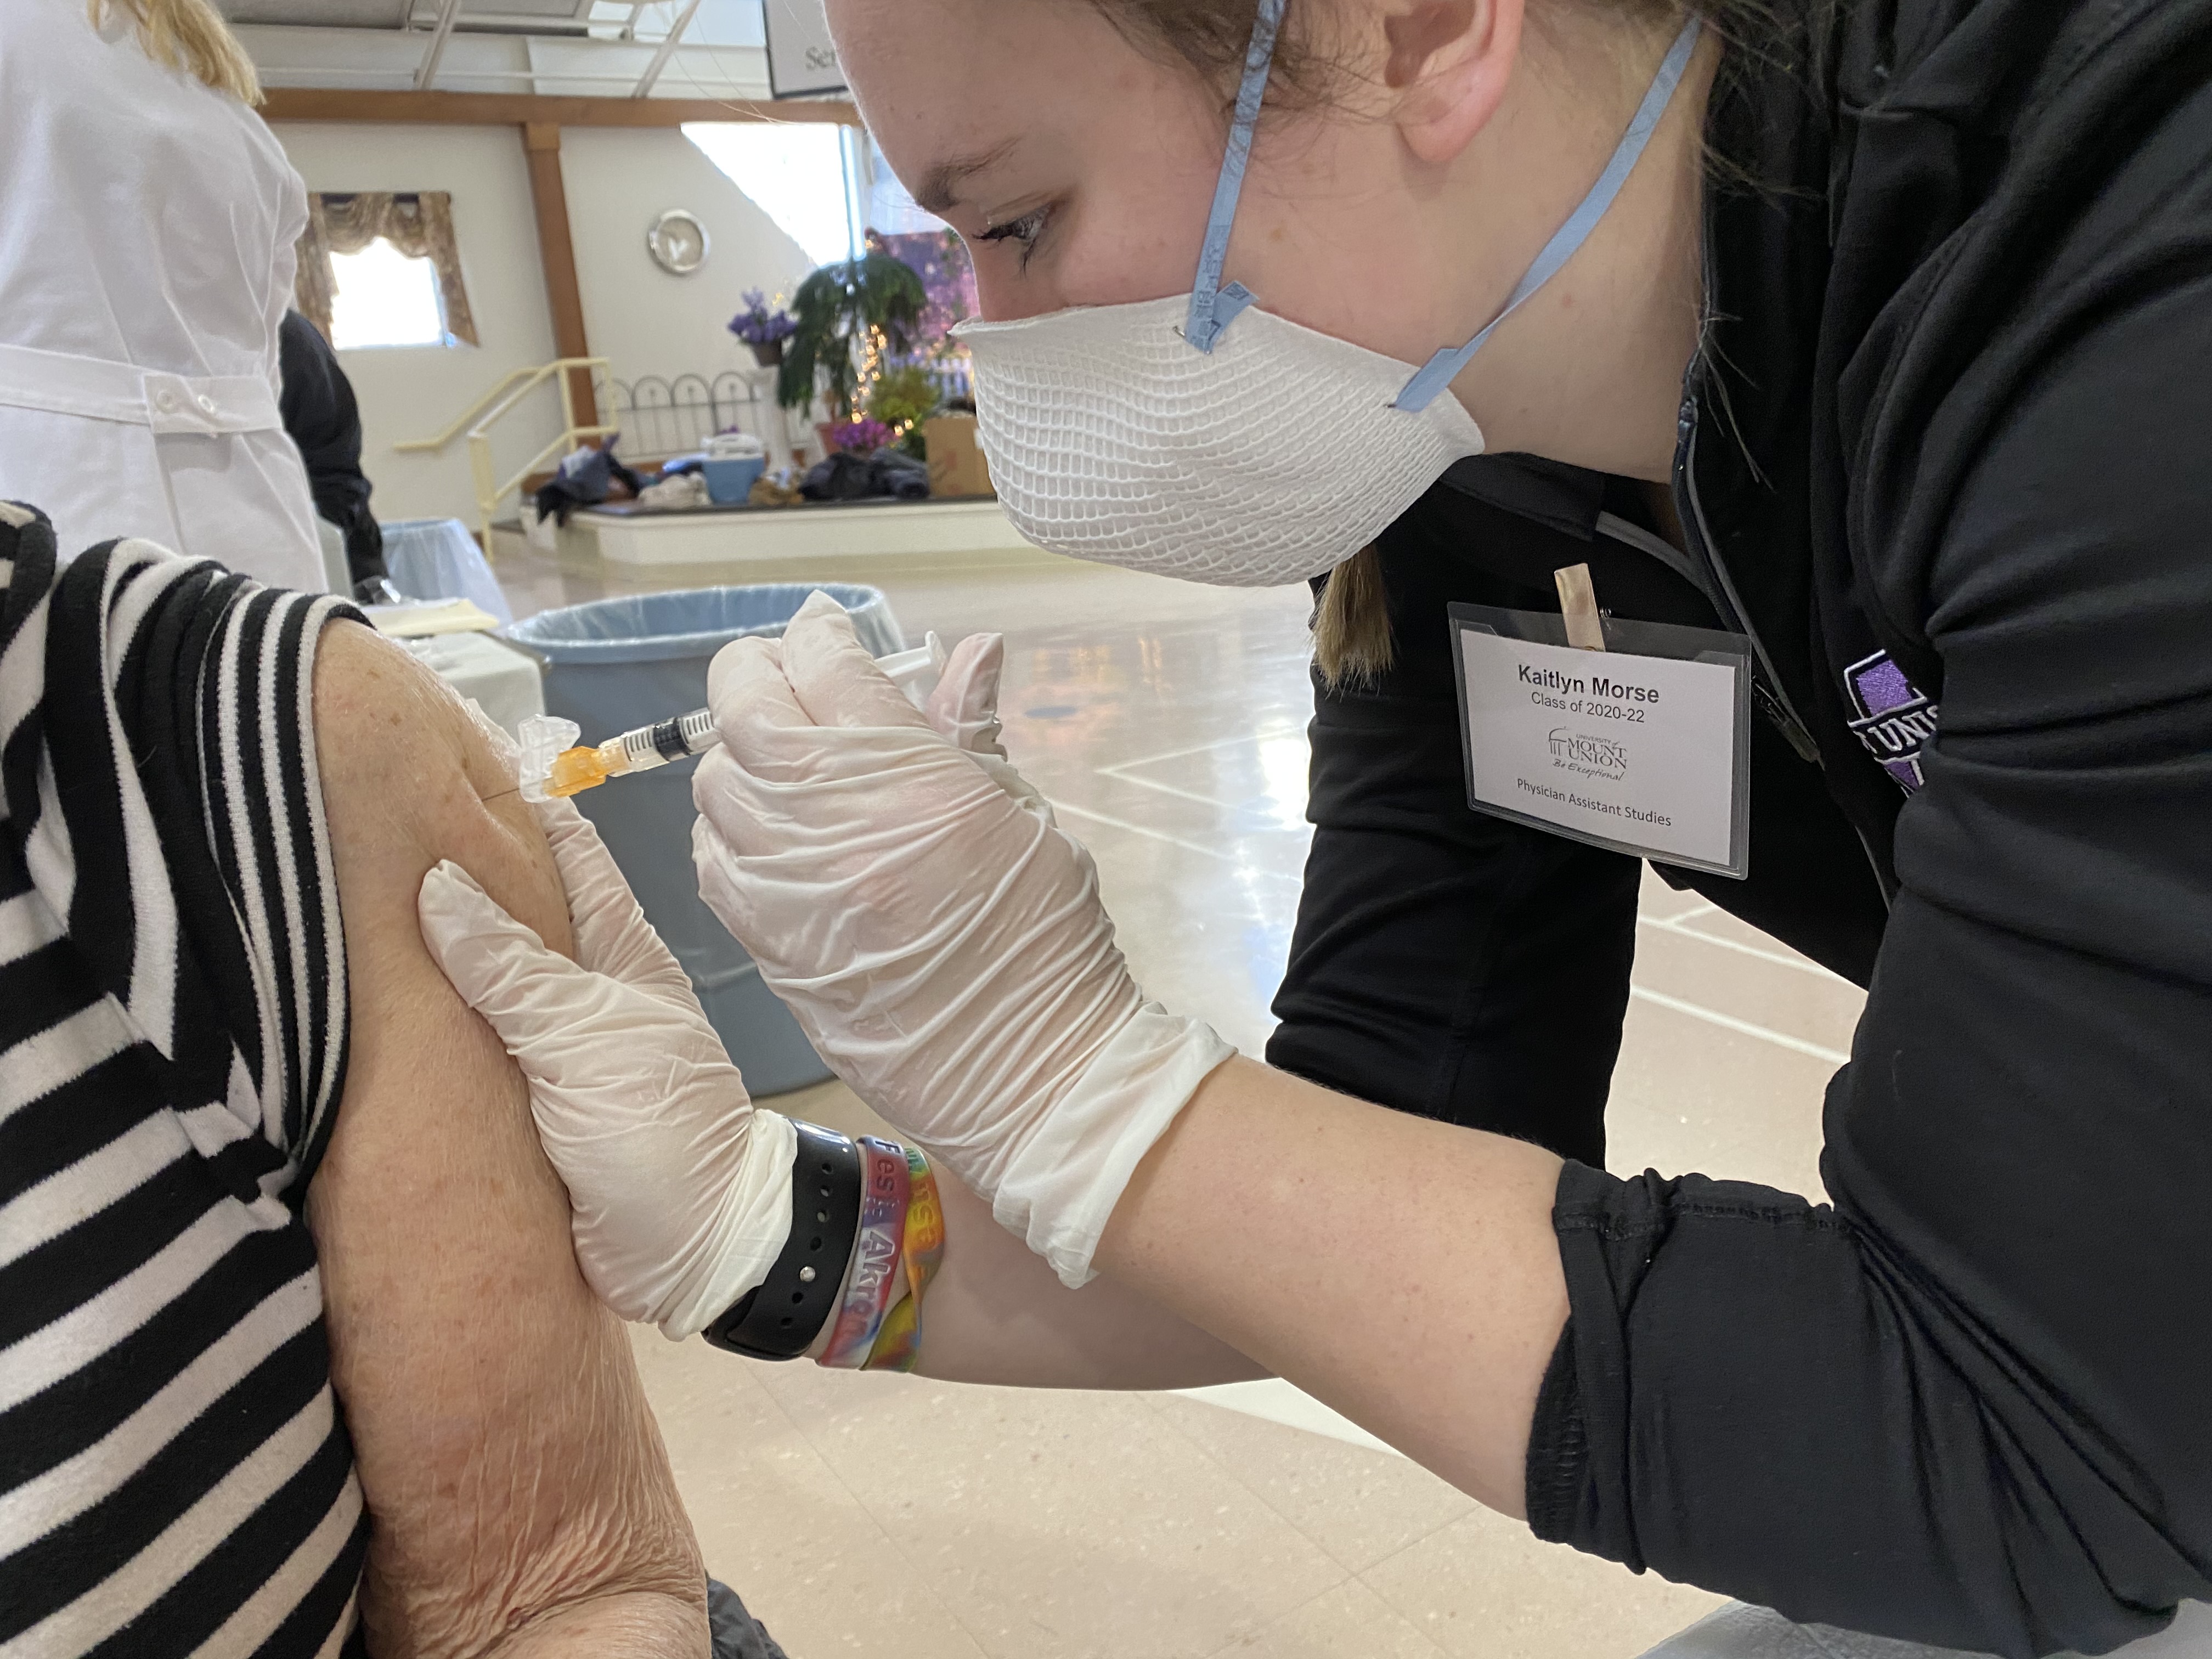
xmin=692 ymin=592 xmax=1235 ymax=1288
xmin=924 ymin=629 xmax=1009 ymax=758
xmin=419 ymin=706 xmax=796 ymax=1339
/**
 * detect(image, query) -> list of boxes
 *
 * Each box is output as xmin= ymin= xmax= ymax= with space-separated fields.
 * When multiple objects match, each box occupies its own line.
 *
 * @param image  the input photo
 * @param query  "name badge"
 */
xmin=1448 ymin=603 xmax=1751 ymax=877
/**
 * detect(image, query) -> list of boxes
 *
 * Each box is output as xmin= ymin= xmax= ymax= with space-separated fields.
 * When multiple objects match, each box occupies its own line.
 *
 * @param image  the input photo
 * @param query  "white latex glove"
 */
xmin=924 ymin=629 xmax=1009 ymax=759
xmin=419 ymin=707 xmax=795 ymax=1340
xmin=692 ymin=592 xmax=1235 ymax=1287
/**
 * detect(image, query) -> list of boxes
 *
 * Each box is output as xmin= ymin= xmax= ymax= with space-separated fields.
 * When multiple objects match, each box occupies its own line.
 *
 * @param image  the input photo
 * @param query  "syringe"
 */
xmin=516 ymin=634 xmax=947 ymax=803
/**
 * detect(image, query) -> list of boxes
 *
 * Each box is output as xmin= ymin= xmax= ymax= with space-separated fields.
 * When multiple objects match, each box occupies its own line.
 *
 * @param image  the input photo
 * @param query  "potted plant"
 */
xmin=777 ymin=253 xmax=927 ymax=422
xmin=729 ymin=289 xmax=797 ymax=367
xmin=865 ymin=363 xmax=943 ymax=459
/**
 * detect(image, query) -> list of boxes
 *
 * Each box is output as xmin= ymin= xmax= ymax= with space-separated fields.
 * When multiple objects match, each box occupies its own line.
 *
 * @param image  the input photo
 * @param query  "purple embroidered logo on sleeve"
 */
xmin=1844 ymin=651 xmax=1939 ymax=792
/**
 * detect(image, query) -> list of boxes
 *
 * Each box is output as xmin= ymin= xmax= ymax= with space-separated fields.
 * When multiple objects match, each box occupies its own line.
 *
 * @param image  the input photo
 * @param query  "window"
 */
xmin=329 ymin=239 xmax=449 ymax=351
xmin=294 ymin=192 xmax=478 ymax=352
xmin=684 ymin=122 xmax=860 ymax=268
xmin=864 ymin=131 xmax=943 ymax=237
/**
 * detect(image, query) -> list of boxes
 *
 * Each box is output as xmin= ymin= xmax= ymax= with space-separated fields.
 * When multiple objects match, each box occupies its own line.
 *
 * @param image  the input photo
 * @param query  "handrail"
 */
xmin=393 ymin=362 xmax=573 ymax=454
xmin=473 ymin=420 xmax=620 ymax=550
xmin=395 ymin=357 xmax=612 ymax=545
xmin=468 ymin=359 xmax=601 ymax=441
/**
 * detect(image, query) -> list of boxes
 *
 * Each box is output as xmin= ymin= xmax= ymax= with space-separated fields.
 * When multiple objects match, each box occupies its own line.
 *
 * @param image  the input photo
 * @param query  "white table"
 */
xmin=404 ymin=631 xmax=544 ymax=738
xmin=576 ymin=495 xmax=1057 ymax=569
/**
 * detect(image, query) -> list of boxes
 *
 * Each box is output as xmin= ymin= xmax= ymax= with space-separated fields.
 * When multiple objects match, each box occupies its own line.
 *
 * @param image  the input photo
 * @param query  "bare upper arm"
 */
xmin=306 ymin=622 xmax=706 ymax=1658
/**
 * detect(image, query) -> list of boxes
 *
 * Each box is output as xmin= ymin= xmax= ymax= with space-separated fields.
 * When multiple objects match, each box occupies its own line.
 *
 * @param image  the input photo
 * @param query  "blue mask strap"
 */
xmin=1183 ymin=0 xmax=1287 ymax=353
xmin=1392 ymin=15 xmax=1703 ymax=412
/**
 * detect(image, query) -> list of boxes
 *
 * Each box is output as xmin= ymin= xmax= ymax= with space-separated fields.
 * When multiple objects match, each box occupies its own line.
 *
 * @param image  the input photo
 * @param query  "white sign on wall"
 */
xmin=763 ymin=0 xmax=847 ymax=98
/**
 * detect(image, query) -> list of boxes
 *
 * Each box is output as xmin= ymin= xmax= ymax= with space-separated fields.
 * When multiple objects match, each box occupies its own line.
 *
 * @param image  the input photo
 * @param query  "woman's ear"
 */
xmin=1380 ymin=0 xmax=1522 ymax=165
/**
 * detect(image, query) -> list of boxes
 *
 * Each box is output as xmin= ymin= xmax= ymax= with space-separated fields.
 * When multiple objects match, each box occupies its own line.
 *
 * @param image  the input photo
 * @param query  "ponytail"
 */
xmin=1312 ymin=546 xmax=1395 ymax=689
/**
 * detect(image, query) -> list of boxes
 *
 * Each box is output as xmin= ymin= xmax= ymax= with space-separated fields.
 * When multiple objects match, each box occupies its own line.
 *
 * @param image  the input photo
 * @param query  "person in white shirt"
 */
xmin=0 ymin=0 xmax=326 ymax=592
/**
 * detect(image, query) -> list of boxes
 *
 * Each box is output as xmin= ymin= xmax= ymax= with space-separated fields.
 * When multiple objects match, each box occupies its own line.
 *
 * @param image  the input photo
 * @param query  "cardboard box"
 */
xmin=924 ymin=414 xmax=994 ymax=498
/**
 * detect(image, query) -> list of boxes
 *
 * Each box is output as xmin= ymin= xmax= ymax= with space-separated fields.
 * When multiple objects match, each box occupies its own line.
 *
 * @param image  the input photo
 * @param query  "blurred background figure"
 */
xmin=0 ymin=0 xmax=327 ymax=592
xmin=279 ymin=308 xmax=396 ymax=599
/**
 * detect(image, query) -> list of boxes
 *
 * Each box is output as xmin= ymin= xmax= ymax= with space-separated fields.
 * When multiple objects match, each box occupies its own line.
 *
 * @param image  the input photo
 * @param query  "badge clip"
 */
xmin=1554 ymin=563 xmax=1606 ymax=651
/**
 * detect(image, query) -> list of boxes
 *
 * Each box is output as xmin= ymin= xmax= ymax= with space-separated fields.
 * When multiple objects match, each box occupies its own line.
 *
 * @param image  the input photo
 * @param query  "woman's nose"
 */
xmin=968 ymin=263 xmax=1068 ymax=325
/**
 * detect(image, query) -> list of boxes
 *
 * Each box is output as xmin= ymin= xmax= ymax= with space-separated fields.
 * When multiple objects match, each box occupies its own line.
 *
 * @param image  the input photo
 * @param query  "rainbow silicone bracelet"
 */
xmin=865 ymin=1146 xmax=946 ymax=1373
xmin=818 ymin=1137 xmax=910 ymax=1369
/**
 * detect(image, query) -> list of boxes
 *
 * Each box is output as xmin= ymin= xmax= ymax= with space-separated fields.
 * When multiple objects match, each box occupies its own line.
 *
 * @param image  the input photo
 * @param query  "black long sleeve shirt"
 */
xmin=276 ymin=311 xmax=384 ymax=591
xmin=1271 ymin=2 xmax=2212 ymax=1651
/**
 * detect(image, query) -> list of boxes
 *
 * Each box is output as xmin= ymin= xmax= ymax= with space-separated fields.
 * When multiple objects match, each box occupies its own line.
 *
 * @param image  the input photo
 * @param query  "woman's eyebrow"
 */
xmin=915 ymin=139 xmax=1019 ymax=215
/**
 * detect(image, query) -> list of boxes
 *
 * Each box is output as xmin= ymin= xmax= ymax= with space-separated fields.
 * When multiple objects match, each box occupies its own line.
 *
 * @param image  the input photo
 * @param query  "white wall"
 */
xmin=269 ymin=120 xmax=825 ymax=524
xmin=270 ymin=122 xmax=562 ymax=527
xmin=558 ymin=126 xmax=816 ymax=442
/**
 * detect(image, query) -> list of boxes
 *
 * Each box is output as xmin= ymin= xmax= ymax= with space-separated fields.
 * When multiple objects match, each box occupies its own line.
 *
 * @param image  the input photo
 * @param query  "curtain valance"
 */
xmin=294 ymin=192 xmax=478 ymax=347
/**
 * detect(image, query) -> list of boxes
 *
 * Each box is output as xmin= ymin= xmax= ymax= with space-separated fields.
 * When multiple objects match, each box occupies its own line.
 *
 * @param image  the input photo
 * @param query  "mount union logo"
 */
xmin=1844 ymin=651 xmax=1939 ymax=793
xmin=1549 ymin=729 xmax=1629 ymax=779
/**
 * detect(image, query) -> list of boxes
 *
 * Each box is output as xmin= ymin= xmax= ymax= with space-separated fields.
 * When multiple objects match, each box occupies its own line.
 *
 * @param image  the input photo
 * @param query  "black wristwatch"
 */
xmin=702 ymin=1121 xmax=862 ymax=1360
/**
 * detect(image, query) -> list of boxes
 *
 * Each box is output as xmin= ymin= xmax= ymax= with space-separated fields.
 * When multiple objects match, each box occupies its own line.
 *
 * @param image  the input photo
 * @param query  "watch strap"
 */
xmin=703 ymin=1121 xmax=862 ymax=1360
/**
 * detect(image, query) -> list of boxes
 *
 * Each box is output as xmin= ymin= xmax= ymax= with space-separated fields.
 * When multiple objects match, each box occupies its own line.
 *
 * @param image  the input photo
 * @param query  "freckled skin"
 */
xmin=307 ymin=624 xmax=708 ymax=1659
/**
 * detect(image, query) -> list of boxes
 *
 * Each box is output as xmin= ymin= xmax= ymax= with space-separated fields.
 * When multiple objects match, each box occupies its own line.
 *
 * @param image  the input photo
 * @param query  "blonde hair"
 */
xmin=89 ymin=0 xmax=262 ymax=103
xmin=1312 ymin=545 xmax=1395 ymax=688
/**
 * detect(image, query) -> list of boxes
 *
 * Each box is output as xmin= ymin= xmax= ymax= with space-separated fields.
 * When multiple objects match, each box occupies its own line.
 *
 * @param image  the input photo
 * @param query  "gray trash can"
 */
xmin=503 ymin=584 xmax=904 ymax=1097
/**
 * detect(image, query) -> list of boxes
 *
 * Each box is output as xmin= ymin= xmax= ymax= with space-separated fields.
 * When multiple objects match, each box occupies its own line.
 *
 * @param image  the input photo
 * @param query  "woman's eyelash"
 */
xmin=977 ymin=207 xmax=1051 ymax=266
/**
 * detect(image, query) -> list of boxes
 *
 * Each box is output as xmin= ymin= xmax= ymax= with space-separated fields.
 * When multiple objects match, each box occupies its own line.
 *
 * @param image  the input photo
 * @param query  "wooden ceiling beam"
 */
xmin=259 ymin=88 xmax=861 ymax=127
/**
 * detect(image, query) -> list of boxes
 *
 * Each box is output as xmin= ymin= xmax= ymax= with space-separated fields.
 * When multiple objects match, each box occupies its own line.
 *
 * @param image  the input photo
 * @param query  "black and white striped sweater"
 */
xmin=0 ymin=503 xmax=366 ymax=1657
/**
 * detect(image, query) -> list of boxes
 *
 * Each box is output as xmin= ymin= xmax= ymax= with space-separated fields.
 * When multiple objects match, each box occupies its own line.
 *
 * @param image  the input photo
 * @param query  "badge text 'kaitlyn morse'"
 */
xmin=1515 ymin=663 xmax=1662 ymax=703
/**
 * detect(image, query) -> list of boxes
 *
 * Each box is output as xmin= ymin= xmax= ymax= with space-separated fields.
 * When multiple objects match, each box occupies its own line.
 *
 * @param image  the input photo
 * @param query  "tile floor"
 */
xmin=491 ymin=539 xmax=1864 ymax=1659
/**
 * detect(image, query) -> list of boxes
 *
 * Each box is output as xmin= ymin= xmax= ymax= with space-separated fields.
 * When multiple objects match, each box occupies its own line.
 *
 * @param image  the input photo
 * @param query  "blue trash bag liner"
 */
xmin=382 ymin=517 xmax=514 ymax=623
xmin=501 ymin=583 xmax=902 ymax=665
xmin=498 ymin=583 xmax=903 ymax=1097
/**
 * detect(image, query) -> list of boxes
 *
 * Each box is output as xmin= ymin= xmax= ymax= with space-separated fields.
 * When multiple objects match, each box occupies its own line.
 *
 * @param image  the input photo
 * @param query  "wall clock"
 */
xmin=647 ymin=210 xmax=710 ymax=275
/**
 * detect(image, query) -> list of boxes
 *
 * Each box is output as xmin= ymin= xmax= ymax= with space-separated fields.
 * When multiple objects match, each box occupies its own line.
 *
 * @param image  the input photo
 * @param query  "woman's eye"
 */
xmin=977 ymin=207 xmax=1051 ymax=267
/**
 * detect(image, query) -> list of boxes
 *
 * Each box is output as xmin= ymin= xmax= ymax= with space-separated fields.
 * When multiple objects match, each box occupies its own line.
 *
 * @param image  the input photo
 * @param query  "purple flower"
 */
xmin=824 ymin=418 xmax=895 ymax=454
xmin=730 ymin=289 xmax=797 ymax=345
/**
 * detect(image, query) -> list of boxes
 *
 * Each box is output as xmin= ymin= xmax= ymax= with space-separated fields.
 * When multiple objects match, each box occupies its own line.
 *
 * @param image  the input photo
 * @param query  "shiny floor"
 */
xmin=493 ymin=540 xmax=1866 ymax=1659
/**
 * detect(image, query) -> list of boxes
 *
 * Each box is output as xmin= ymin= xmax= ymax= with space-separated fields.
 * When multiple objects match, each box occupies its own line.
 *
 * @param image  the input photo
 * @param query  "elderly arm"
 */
xmin=309 ymin=622 xmax=707 ymax=1658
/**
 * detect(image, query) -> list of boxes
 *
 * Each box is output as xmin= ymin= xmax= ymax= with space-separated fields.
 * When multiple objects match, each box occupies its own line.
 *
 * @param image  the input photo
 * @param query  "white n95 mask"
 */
xmin=955 ymin=0 xmax=1702 ymax=588
xmin=958 ymin=296 xmax=1483 ymax=588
